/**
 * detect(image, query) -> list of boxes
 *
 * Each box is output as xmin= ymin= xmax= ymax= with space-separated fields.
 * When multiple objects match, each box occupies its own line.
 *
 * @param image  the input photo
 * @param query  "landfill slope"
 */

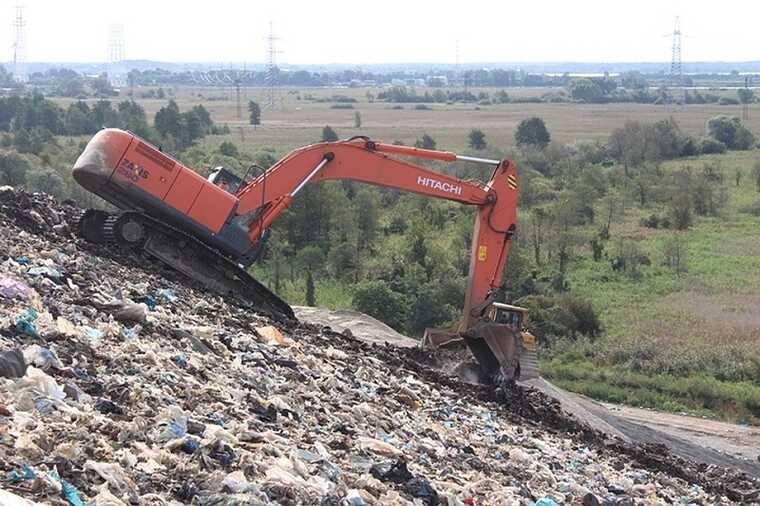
xmin=0 ymin=187 xmax=758 ymax=506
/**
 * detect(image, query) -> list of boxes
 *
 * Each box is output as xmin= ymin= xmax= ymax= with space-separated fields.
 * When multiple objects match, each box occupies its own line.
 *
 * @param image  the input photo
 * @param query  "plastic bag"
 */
xmin=0 ymin=276 xmax=32 ymax=300
xmin=15 ymin=308 xmax=39 ymax=337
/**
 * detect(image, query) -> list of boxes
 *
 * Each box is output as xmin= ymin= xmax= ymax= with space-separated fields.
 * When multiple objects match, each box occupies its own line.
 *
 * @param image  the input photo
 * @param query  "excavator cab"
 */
xmin=208 ymin=167 xmax=244 ymax=194
xmin=490 ymin=303 xmax=524 ymax=326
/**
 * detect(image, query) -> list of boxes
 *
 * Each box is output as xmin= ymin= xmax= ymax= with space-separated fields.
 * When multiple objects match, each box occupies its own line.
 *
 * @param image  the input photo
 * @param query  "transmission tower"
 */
xmin=11 ymin=5 xmax=27 ymax=83
xmin=669 ymin=16 xmax=685 ymax=106
xmin=264 ymin=22 xmax=281 ymax=110
xmin=235 ymin=78 xmax=242 ymax=119
xmin=107 ymin=23 xmax=125 ymax=86
xmin=743 ymin=76 xmax=752 ymax=121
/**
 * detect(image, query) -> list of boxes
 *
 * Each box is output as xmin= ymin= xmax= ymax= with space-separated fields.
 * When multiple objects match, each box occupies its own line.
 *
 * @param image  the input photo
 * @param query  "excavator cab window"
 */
xmin=493 ymin=308 xmax=521 ymax=327
xmin=207 ymin=167 xmax=244 ymax=194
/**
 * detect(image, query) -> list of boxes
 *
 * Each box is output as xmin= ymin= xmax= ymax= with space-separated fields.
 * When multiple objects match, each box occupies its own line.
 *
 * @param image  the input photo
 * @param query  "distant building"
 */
xmin=427 ymin=76 xmax=448 ymax=87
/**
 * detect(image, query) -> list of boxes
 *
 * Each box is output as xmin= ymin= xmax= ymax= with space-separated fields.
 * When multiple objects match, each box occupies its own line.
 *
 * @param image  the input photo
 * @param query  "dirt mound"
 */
xmin=0 ymin=188 xmax=757 ymax=505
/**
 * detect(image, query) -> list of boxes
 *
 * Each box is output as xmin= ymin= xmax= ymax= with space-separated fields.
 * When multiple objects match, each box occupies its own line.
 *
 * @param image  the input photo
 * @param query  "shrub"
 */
xmin=321 ymin=125 xmax=339 ymax=142
xmin=330 ymin=103 xmax=354 ymax=109
xmin=218 ymin=141 xmax=239 ymax=157
xmin=515 ymin=117 xmax=551 ymax=149
xmin=414 ymin=104 xmax=431 ymax=110
xmin=699 ymin=137 xmax=727 ymax=155
xmin=739 ymin=200 xmax=760 ymax=216
xmin=414 ymin=134 xmax=436 ymax=150
xmin=669 ymin=193 xmax=693 ymax=230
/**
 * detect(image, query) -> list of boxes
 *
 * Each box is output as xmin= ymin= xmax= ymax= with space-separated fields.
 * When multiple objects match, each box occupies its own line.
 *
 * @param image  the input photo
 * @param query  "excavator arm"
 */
xmin=233 ymin=137 xmax=519 ymax=331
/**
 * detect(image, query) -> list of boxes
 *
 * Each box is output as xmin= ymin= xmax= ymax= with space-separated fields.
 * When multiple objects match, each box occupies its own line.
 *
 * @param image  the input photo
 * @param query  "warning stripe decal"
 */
xmin=507 ymin=175 xmax=518 ymax=189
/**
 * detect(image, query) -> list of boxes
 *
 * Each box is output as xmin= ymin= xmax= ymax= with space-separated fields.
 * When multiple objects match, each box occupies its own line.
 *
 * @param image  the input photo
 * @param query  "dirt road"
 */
xmin=523 ymin=378 xmax=760 ymax=476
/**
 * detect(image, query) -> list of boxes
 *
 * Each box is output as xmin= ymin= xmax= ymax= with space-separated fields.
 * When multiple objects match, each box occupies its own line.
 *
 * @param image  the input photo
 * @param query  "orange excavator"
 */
xmin=72 ymin=129 xmax=536 ymax=380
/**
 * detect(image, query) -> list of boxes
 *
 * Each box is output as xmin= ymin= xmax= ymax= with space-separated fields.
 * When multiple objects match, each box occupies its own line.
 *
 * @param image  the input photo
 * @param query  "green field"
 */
xmin=541 ymin=151 xmax=760 ymax=423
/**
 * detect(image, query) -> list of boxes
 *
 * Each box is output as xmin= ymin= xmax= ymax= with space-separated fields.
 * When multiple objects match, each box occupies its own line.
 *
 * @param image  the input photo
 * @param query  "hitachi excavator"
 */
xmin=72 ymin=128 xmax=537 ymax=381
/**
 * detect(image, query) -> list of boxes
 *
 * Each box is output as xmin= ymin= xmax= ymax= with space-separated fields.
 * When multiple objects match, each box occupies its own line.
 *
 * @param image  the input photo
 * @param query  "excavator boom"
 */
xmin=72 ymin=129 xmax=521 ymax=378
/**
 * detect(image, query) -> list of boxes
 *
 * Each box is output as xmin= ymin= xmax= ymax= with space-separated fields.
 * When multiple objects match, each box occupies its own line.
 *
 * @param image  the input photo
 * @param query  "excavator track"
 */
xmin=76 ymin=209 xmax=294 ymax=320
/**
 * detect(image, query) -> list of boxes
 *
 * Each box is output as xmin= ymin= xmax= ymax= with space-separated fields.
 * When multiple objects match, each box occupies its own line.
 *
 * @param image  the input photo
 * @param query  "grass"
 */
xmin=542 ymin=356 xmax=760 ymax=424
xmin=543 ymin=151 xmax=760 ymax=423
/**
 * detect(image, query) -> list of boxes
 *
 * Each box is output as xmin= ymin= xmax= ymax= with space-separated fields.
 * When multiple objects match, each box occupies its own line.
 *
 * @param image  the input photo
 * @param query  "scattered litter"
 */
xmin=0 ymin=349 xmax=27 ymax=378
xmin=15 ymin=308 xmax=39 ymax=337
xmin=156 ymin=288 xmax=178 ymax=303
xmin=0 ymin=276 xmax=32 ymax=299
xmin=28 ymin=266 xmax=62 ymax=280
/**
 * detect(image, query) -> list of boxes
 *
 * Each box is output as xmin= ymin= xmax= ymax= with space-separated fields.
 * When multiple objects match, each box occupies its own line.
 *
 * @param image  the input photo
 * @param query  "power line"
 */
xmin=12 ymin=5 xmax=27 ymax=83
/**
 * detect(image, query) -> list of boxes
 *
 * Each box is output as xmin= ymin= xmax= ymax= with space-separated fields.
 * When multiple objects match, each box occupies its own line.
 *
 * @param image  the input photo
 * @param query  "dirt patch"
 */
xmin=293 ymin=306 xmax=418 ymax=348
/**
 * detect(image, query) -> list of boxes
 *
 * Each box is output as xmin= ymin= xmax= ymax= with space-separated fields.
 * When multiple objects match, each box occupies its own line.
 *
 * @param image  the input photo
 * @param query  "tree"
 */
xmin=322 ymin=125 xmax=339 ymax=142
xmin=118 ymin=100 xmax=150 ymax=138
xmin=354 ymin=188 xmax=379 ymax=250
xmin=354 ymin=111 xmax=362 ymax=128
xmin=352 ymin=280 xmax=407 ymax=331
xmin=468 ymin=129 xmax=487 ymax=150
xmin=707 ymin=115 xmax=755 ymax=150
xmin=663 ymin=236 xmax=688 ymax=275
xmin=414 ymin=134 xmax=436 ymax=150
xmin=752 ymin=160 xmax=760 ymax=192
xmin=569 ymin=78 xmax=604 ymax=102
xmin=64 ymin=102 xmax=96 ymax=135
xmin=305 ymin=271 xmax=316 ymax=306
xmin=0 ymin=151 xmax=30 ymax=186
xmin=219 ymin=141 xmax=239 ymax=157
xmin=27 ymin=168 xmax=64 ymax=198
xmin=738 ymin=88 xmax=754 ymax=105
xmin=154 ymin=100 xmax=182 ymax=139
xmin=515 ymin=117 xmax=551 ymax=149
xmin=621 ymin=71 xmax=648 ymax=90
xmin=248 ymin=100 xmax=261 ymax=126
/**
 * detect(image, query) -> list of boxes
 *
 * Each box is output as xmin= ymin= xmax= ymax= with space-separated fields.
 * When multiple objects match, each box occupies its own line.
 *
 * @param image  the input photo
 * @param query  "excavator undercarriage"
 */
xmin=76 ymin=209 xmax=294 ymax=319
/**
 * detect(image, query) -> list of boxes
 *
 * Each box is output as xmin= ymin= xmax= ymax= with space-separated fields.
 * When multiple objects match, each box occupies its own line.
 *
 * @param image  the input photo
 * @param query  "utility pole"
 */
xmin=12 ymin=5 xmax=27 ymax=83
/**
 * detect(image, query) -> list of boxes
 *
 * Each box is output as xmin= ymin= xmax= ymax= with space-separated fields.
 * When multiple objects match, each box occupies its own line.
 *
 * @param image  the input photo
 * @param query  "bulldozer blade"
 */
xmin=462 ymin=322 xmax=521 ymax=382
xmin=518 ymin=349 xmax=539 ymax=381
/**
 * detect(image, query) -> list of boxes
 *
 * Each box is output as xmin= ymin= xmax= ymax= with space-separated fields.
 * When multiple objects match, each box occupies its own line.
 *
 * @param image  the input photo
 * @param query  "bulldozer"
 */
xmin=71 ymin=128 xmax=537 ymax=381
xmin=423 ymin=303 xmax=537 ymax=381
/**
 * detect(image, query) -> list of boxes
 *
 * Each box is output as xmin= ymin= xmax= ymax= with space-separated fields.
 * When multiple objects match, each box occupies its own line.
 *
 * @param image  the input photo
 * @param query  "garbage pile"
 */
xmin=0 ymin=186 xmax=758 ymax=506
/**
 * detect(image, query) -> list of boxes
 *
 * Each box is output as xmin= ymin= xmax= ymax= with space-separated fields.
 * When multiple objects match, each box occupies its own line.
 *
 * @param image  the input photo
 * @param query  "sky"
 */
xmin=3 ymin=0 xmax=759 ymax=64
